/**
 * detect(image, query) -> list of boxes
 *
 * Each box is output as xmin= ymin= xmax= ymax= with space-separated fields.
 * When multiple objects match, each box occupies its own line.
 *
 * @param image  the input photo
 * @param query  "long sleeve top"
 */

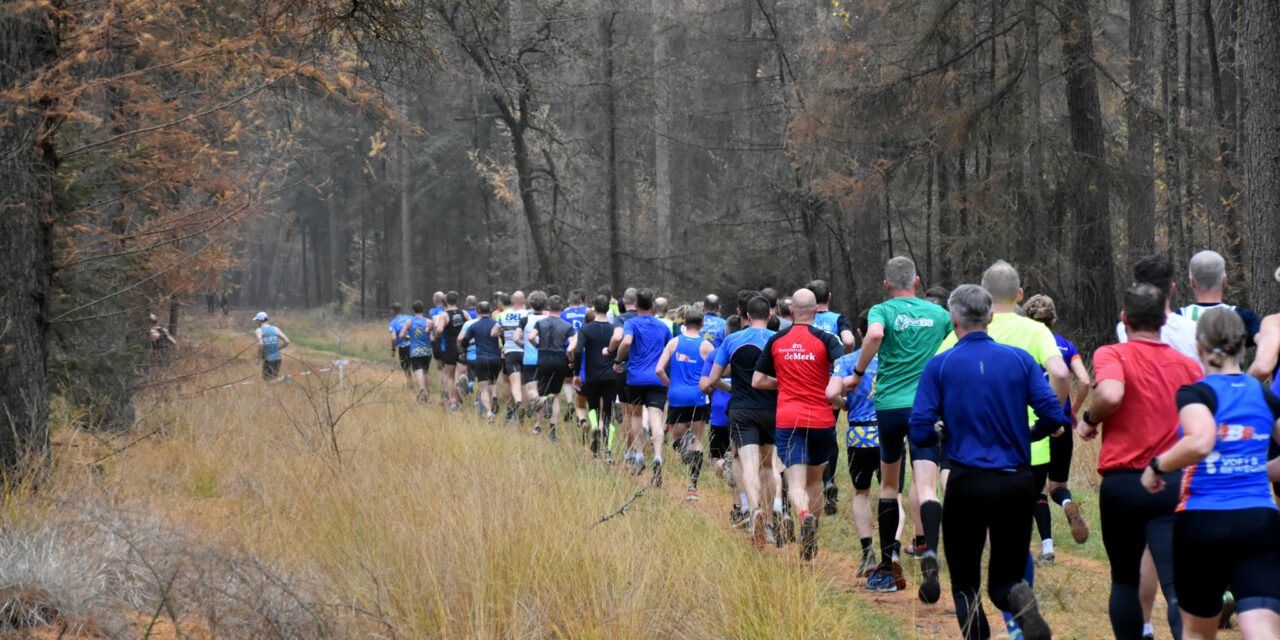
xmin=909 ymin=332 xmax=1070 ymax=469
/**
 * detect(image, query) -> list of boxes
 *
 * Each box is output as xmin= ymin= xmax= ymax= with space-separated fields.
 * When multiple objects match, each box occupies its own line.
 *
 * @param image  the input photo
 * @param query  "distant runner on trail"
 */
xmin=808 ymin=278 xmax=856 ymax=517
xmin=433 ymin=291 xmax=468 ymax=411
xmin=572 ymin=294 xmax=618 ymax=460
xmin=755 ymin=288 xmax=843 ymax=561
xmin=529 ymin=295 xmax=576 ymax=441
xmin=656 ymin=306 xmax=714 ymax=501
xmin=616 ymin=288 xmax=673 ymax=486
xmin=429 ymin=291 xmax=448 ymax=400
xmin=398 ymin=301 xmax=434 ymax=402
xmin=909 ymin=284 xmax=1066 ymax=640
xmin=459 ymin=301 xmax=502 ymax=419
xmin=389 ymin=303 xmax=413 ymax=386
xmin=254 ymin=311 xmax=290 ymax=381
xmin=844 ymin=256 xmax=951 ymax=594
xmin=496 ymin=291 xmax=530 ymax=420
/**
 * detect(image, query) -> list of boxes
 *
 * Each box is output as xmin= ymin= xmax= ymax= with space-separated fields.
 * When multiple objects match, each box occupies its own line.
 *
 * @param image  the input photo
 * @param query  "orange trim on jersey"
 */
xmin=1176 ymin=464 xmax=1195 ymax=512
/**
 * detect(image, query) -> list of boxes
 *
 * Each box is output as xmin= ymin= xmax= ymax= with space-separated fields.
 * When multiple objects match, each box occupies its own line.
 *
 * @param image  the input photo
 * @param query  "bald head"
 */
xmin=791 ymin=288 xmax=817 ymax=323
xmin=980 ymin=260 xmax=1021 ymax=304
xmin=704 ymin=294 xmax=721 ymax=313
xmin=433 ymin=291 xmax=445 ymax=305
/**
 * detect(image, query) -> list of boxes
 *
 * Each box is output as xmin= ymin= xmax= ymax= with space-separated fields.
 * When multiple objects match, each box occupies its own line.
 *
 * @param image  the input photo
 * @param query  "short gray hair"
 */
xmin=1189 ymin=250 xmax=1226 ymax=292
xmin=948 ymin=284 xmax=994 ymax=329
xmin=884 ymin=256 xmax=916 ymax=291
xmin=980 ymin=260 xmax=1020 ymax=303
xmin=623 ymin=287 xmax=638 ymax=305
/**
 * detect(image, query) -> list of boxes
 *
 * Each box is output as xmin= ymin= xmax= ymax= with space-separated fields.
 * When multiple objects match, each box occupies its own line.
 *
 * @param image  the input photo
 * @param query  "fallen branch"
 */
xmin=589 ymin=486 xmax=646 ymax=531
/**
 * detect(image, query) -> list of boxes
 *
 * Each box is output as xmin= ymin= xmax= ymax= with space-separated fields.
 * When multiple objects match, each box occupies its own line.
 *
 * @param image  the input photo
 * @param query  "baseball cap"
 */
xmin=254 ymin=311 xmax=268 ymax=322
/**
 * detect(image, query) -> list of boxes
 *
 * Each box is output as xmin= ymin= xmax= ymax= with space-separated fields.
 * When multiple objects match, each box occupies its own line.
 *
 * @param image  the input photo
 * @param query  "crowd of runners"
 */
xmin=362 ymin=251 xmax=1280 ymax=640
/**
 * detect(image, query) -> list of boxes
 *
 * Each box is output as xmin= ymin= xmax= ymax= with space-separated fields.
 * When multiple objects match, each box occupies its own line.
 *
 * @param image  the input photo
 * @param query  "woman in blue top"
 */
xmin=657 ymin=307 xmax=715 ymax=500
xmin=1142 ymin=308 xmax=1280 ymax=639
xmin=254 ymin=311 xmax=290 ymax=381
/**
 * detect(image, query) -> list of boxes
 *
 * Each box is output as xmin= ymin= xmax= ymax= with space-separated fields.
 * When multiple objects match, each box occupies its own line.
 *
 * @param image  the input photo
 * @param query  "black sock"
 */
xmin=689 ymin=451 xmax=703 ymax=487
xmin=914 ymin=535 xmax=926 ymax=551
xmin=1050 ymin=486 xmax=1073 ymax=506
xmin=878 ymin=498 xmax=899 ymax=566
xmin=1034 ymin=495 xmax=1052 ymax=541
xmin=860 ymin=537 xmax=873 ymax=554
xmin=920 ymin=500 xmax=942 ymax=555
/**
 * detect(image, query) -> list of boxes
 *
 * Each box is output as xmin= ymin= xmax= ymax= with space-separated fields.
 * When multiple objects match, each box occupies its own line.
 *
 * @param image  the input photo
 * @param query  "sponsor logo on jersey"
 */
xmin=894 ymin=314 xmax=936 ymax=331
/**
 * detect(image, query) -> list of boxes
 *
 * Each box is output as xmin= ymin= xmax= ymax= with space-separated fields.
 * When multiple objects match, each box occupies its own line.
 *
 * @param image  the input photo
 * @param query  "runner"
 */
xmin=561 ymin=289 xmax=590 ymax=428
xmin=704 ymin=314 xmax=750 ymax=525
xmin=1079 ymin=283 xmax=1203 ymax=640
xmin=459 ymin=301 xmax=502 ymax=419
xmin=754 ymin=289 xmax=843 ymax=561
xmin=496 ymin=291 xmax=530 ymax=420
xmin=1118 ymin=255 xmax=1199 ymax=362
xmin=935 ymin=262 xmax=1073 ymax=567
xmin=656 ymin=307 xmax=714 ymax=500
xmin=429 ymin=291 xmax=448 ymax=401
xmin=777 ymin=297 xmax=793 ymax=332
xmin=530 ymin=295 xmax=576 ymax=441
xmin=701 ymin=294 xmax=727 ymax=348
xmin=809 ymin=279 xmax=856 ymax=516
xmin=388 ymin=303 xmax=413 ymax=386
xmin=706 ymin=294 xmax=778 ymax=547
xmin=397 ymin=301 xmax=434 ymax=402
xmin=843 ymin=256 xmax=951 ymax=593
xmin=516 ymin=291 xmax=548 ymax=428
xmin=572 ymin=294 xmax=618 ymax=460
xmin=1024 ymin=294 xmax=1094 ymax=562
xmin=459 ymin=312 xmax=479 ymax=403
xmin=609 ymin=288 xmax=641 ymax=462
xmin=654 ymin=296 xmax=676 ymax=337
xmin=830 ymin=310 xmax=903 ymax=577
xmin=1141 ymin=308 xmax=1280 ymax=640
xmin=464 ymin=295 xmax=479 ymax=319
xmin=432 ymin=291 xmax=468 ymax=410
xmin=254 ymin=311 xmax=290 ymax=381
xmin=1180 ymin=250 xmax=1263 ymax=344
xmin=923 ymin=286 xmax=950 ymax=309
xmin=615 ymin=288 xmax=671 ymax=485
xmin=909 ymin=284 xmax=1065 ymax=640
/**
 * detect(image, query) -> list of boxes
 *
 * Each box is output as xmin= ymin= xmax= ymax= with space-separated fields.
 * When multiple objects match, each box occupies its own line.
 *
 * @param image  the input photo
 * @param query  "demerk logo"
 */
xmin=781 ymin=343 xmax=815 ymax=361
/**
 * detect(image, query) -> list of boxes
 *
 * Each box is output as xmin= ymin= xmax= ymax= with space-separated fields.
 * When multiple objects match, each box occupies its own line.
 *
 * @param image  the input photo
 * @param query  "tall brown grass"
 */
xmin=25 ymin=336 xmax=908 ymax=638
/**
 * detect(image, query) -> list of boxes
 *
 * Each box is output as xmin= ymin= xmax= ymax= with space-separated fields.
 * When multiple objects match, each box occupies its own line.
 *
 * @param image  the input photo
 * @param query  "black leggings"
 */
xmin=1174 ymin=508 xmax=1280 ymax=618
xmin=1099 ymin=470 xmax=1182 ymax=640
xmin=581 ymin=379 xmax=616 ymax=429
xmin=942 ymin=465 xmax=1035 ymax=640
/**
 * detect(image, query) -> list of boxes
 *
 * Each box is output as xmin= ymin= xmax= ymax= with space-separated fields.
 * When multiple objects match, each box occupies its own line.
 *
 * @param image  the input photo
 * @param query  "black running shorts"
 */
xmin=503 ymin=352 xmax=523 ymax=376
xmin=878 ymin=407 xmax=940 ymax=464
xmin=666 ymin=404 xmax=711 ymax=425
xmin=708 ymin=425 xmax=731 ymax=460
xmin=441 ymin=347 xmax=459 ymax=366
xmin=397 ymin=346 xmax=411 ymax=371
xmin=1048 ymin=428 xmax=1073 ymax=483
xmin=409 ymin=355 xmax=431 ymax=372
xmin=262 ymin=359 xmax=281 ymax=381
xmin=846 ymin=445 xmax=882 ymax=491
xmin=626 ymin=385 xmax=667 ymax=409
xmin=728 ymin=407 xmax=775 ymax=448
xmin=522 ymin=364 xmax=538 ymax=381
xmin=536 ymin=361 xmax=568 ymax=396
xmin=1174 ymin=507 xmax=1280 ymax=618
xmin=474 ymin=360 xmax=502 ymax=383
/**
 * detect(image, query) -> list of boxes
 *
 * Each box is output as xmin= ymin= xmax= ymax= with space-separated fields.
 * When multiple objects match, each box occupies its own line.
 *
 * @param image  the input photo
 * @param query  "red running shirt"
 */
xmin=755 ymin=325 xmax=844 ymax=429
xmin=1092 ymin=340 xmax=1203 ymax=472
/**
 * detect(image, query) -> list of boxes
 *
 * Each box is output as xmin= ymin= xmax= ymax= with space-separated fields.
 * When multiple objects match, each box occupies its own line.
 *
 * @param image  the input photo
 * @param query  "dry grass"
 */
xmin=17 ymin=325 xmax=908 ymax=638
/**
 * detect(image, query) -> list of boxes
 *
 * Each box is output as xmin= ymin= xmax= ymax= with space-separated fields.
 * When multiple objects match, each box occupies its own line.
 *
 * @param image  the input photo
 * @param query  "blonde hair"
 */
xmin=1196 ymin=307 xmax=1246 ymax=369
xmin=1023 ymin=294 xmax=1057 ymax=328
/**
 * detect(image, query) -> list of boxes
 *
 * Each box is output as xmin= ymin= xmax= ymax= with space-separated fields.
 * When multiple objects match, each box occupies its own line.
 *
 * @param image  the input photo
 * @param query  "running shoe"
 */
xmin=1036 ymin=551 xmax=1055 ymax=566
xmin=904 ymin=540 xmax=929 ymax=559
xmin=604 ymin=451 xmax=615 ymax=465
xmin=730 ymin=505 xmax=748 ymax=528
xmin=856 ymin=550 xmax=878 ymax=578
xmin=866 ymin=568 xmax=898 ymax=592
xmin=542 ymin=400 xmax=554 ymax=421
xmin=652 ymin=459 xmax=663 ymax=488
xmin=771 ymin=511 xmax=786 ymax=548
xmin=918 ymin=553 xmax=941 ymax=604
xmin=686 ymin=487 xmax=700 ymax=501
xmin=416 ymin=389 xmax=427 ymax=403
xmin=548 ymin=426 xmax=558 ymax=443
xmin=533 ymin=425 xmax=542 ymax=436
xmin=823 ymin=482 xmax=839 ymax=516
xmin=634 ymin=457 xmax=647 ymax=476
xmin=504 ymin=409 xmax=515 ymax=421
xmin=799 ymin=513 xmax=818 ymax=561
xmin=889 ymin=559 xmax=907 ymax=591
xmin=515 ymin=403 xmax=526 ymax=421
xmin=1141 ymin=633 xmax=1154 ymax=640
xmin=781 ymin=512 xmax=796 ymax=544
xmin=590 ymin=429 xmax=602 ymax=457
xmin=456 ymin=375 xmax=470 ymax=396
xmin=749 ymin=510 xmax=768 ymax=548
xmin=1007 ymin=582 xmax=1051 ymax=640
xmin=1063 ymin=501 xmax=1090 ymax=544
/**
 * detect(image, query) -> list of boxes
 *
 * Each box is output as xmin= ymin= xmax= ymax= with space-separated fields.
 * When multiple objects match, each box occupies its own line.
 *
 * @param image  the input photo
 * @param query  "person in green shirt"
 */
xmin=843 ymin=256 xmax=952 ymax=598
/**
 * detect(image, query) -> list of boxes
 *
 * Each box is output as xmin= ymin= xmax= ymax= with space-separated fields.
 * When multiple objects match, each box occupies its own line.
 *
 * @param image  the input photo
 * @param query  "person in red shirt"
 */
xmin=1077 ymin=284 xmax=1203 ymax=640
xmin=753 ymin=288 xmax=843 ymax=561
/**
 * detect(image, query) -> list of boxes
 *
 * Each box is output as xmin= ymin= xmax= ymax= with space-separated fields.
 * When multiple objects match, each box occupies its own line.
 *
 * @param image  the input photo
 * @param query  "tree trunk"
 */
xmin=1162 ymin=0 xmax=1187 ymax=266
xmin=1127 ymin=0 xmax=1157 ymax=263
xmin=1207 ymin=0 xmax=1248 ymax=302
xmin=500 ymin=94 xmax=559 ymax=286
xmin=1061 ymin=0 xmax=1119 ymax=344
xmin=1022 ymin=0 xmax=1044 ymax=268
xmin=651 ymin=0 xmax=672 ymax=288
xmin=399 ymin=141 xmax=412 ymax=305
xmin=0 ymin=6 xmax=56 ymax=470
xmin=600 ymin=3 xmax=622 ymax=295
xmin=1244 ymin=0 xmax=1280 ymax=312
